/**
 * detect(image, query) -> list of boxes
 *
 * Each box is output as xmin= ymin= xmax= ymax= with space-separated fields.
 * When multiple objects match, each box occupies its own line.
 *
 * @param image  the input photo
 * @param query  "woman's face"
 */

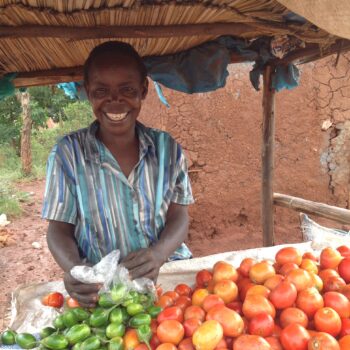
xmin=85 ymin=54 xmax=148 ymax=138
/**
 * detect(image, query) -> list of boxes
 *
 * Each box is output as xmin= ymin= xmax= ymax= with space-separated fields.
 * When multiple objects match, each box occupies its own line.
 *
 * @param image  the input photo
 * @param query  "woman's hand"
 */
xmin=63 ymin=272 xmax=102 ymax=308
xmin=121 ymin=246 xmax=166 ymax=282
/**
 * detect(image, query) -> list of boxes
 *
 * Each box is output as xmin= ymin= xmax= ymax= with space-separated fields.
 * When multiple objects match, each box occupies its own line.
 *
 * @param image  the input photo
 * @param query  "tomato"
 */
xmin=314 ymin=307 xmax=342 ymax=337
xmin=285 ymin=268 xmax=312 ymax=292
xmin=192 ymin=320 xmax=224 ymax=350
xmin=183 ymin=318 xmax=202 ymax=337
xmin=155 ymin=344 xmax=177 ymax=350
xmin=339 ymin=335 xmax=350 ymax=350
xmin=233 ymin=335 xmax=271 ymax=350
xmin=174 ymin=284 xmax=192 ymax=297
xmin=191 ymin=288 xmax=210 ymax=307
xmin=341 ymin=284 xmax=350 ymax=300
xmin=157 ymin=306 xmax=184 ymax=323
xmin=337 ymin=245 xmax=350 ymax=258
xmin=280 ymin=323 xmax=310 ymax=350
xmin=296 ymin=288 xmax=324 ymax=319
xmin=242 ymin=294 xmax=276 ymax=319
xmin=265 ymin=337 xmax=283 ymax=350
xmin=300 ymin=259 xmax=318 ymax=274
xmin=157 ymin=295 xmax=174 ymax=309
xmin=249 ymin=261 xmax=275 ymax=284
xmin=178 ymin=338 xmax=195 ymax=350
xmin=318 ymin=269 xmax=339 ymax=282
xmin=237 ymin=279 xmax=255 ymax=301
xmin=202 ymin=294 xmax=225 ymax=312
xmin=157 ymin=320 xmax=185 ymax=345
xmin=150 ymin=334 xmax=161 ymax=350
xmin=340 ymin=318 xmax=350 ymax=337
xmin=264 ymin=274 xmax=284 ymax=291
xmin=323 ymin=291 xmax=350 ymax=318
xmin=42 ymin=292 xmax=64 ymax=308
xmin=196 ymin=269 xmax=213 ymax=288
xmin=280 ymin=307 xmax=308 ymax=329
xmin=124 ymin=329 xmax=140 ymax=350
xmin=206 ymin=305 xmax=244 ymax=338
xmin=238 ymin=258 xmax=256 ymax=278
xmin=213 ymin=261 xmax=238 ymax=283
xmin=269 ymin=281 xmax=297 ymax=309
xmin=214 ymin=338 xmax=227 ymax=350
xmin=163 ymin=291 xmax=180 ymax=302
xmin=338 ymin=258 xmax=350 ymax=283
xmin=184 ymin=305 xmax=205 ymax=321
xmin=320 ymin=247 xmax=342 ymax=269
xmin=174 ymin=296 xmax=192 ymax=311
xmin=66 ymin=297 xmax=80 ymax=308
xmin=226 ymin=301 xmax=243 ymax=315
xmin=213 ymin=280 xmax=238 ymax=304
xmin=245 ymin=285 xmax=270 ymax=298
xmin=303 ymin=252 xmax=318 ymax=262
xmin=323 ymin=276 xmax=346 ymax=293
xmin=308 ymin=332 xmax=339 ymax=350
xmin=278 ymin=262 xmax=299 ymax=276
xmin=247 ymin=313 xmax=274 ymax=337
xmin=271 ymin=324 xmax=282 ymax=337
xmin=276 ymin=247 xmax=302 ymax=266
xmin=135 ymin=345 xmax=149 ymax=350
xmin=309 ymin=273 xmax=323 ymax=292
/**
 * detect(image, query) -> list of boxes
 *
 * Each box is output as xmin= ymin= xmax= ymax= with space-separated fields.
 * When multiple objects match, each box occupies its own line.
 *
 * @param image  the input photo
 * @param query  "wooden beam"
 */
xmin=261 ymin=64 xmax=276 ymax=247
xmin=274 ymin=193 xmax=350 ymax=225
xmin=0 ymin=23 xmax=260 ymax=39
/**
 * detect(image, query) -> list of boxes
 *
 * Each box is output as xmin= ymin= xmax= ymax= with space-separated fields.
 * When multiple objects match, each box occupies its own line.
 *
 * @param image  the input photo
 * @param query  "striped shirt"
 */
xmin=42 ymin=120 xmax=194 ymax=264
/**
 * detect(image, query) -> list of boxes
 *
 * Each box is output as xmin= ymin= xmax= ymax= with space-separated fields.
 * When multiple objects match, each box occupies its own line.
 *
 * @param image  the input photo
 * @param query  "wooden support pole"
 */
xmin=261 ymin=65 xmax=276 ymax=247
xmin=274 ymin=193 xmax=350 ymax=225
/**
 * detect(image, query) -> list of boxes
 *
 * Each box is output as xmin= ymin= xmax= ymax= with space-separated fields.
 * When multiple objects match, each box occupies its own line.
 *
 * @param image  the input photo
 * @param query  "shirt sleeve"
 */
xmin=171 ymin=146 xmax=195 ymax=205
xmin=42 ymin=143 xmax=77 ymax=224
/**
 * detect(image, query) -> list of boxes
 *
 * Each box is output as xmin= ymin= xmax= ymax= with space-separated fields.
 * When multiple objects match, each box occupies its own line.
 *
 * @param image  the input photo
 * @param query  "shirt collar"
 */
xmin=83 ymin=120 xmax=155 ymax=163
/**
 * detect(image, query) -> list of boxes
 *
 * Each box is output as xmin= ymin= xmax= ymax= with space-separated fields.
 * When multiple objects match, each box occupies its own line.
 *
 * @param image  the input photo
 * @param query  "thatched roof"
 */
xmin=0 ymin=0 xmax=349 ymax=87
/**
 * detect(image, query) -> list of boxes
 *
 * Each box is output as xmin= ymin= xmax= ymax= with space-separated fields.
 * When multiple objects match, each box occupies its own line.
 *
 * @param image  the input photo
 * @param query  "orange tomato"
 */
xmin=275 ymin=247 xmax=302 ymax=266
xmin=323 ymin=291 xmax=350 ymax=318
xmin=300 ymin=258 xmax=318 ymax=274
xmin=66 ymin=297 xmax=80 ymax=308
xmin=157 ymin=320 xmax=185 ymax=345
xmin=337 ymin=245 xmax=350 ymax=258
xmin=242 ymin=294 xmax=276 ymax=320
xmin=178 ymin=338 xmax=194 ymax=350
xmin=323 ymin=276 xmax=346 ymax=293
xmin=296 ymin=287 xmax=324 ymax=319
xmin=196 ymin=269 xmax=213 ymax=288
xmin=184 ymin=305 xmax=206 ymax=321
xmin=264 ymin=274 xmax=284 ymax=291
xmin=174 ymin=284 xmax=192 ymax=297
xmin=213 ymin=280 xmax=238 ymax=304
xmin=155 ymin=344 xmax=177 ymax=350
xmin=309 ymin=272 xmax=323 ymax=292
xmin=42 ymin=292 xmax=64 ymax=308
xmin=279 ymin=307 xmax=308 ymax=329
xmin=268 ymin=281 xmax=297 ymax=309
xmin=135 ymin=345 xmax=148 ymax=350
xmin=339 ymin=335 xmax=350 ymax=350
xmin=183 ymin=318 xmax=202 ymax=337
xmin=278 ymin=262 xmax=299 ymax=276
xmin=318 ymin=269 xmax=339 ymax=283
xmin=202 ymin=294 xmax=225 ymax=312
xmin=192 ymin=320 xmax=224 ymax=350
xmin=157 ymin=295 xmax=174 ymax=309
xmin=265 ymin=336 xmax=283 ymax=350
xmin=238 ymin=258 xmax=256 ymax=278
xmin=308 ymin=332 xmax=339 ymax=350
xmin=245 ymin=285 xmax=270 ymax=298
xmin=341 ymin=284 xmax=350 ymax=300
xmin=233 ymin=335 xmax=271 ymax=350
xmin=163 ymin=291 xmax=180 ymax=302
xmin=314 ymin=307 xmax=342 ymax=337
xmin=206 ymin=305 xmax=244 ymax=337
xmin=124 ymin=329 xmax=140 ymax=350
xmin=320 ymin=247 xmax=342 ymax=269
xmin=191 ymin=288 xmax=210 ymax=307
xmin=213 ymin=261 xmax=238 ymax=283
xmin=303 ymin=251 xmax=318 ymax=262
xmin=285 ymin=268 xmax=312 ymax=292
xmin=249 ymin=261 xmax=275 ymax=284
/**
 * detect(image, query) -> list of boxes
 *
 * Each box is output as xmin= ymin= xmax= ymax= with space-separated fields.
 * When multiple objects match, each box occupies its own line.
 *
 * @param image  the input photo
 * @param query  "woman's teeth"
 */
xmin=105 ymin=112 xmax=128 ymax=121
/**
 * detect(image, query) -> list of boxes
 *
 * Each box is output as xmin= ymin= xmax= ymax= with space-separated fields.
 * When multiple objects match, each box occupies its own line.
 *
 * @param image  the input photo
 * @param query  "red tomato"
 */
xmin=178 ymin=338 xmax=194 ymax=350
xmin=163 ymin=291 xmax=180 ymax=302
xmin=150 ymin=335 xmax=161 ymax=350
xmin=155 ymin=344 xmax=177 ymax=350
xmin=238 ymin=258 xmax=256 ymax=278
xmin=196 ymin=269 xmax=213 ymax=288
xmin=323 ymin=291 xmax=350 ymax=318
xmin=184 ymin=305 xmax=205 ymax=321
xmin=42 ymin=292 xmax=64 ymax=308
xmin=296 ymin=287 xmax=324 ymax=319
xmin=280 ymin=323 xmax=310 ymax=350
xmin=314 ymin=307 xmax=342 ymax=337
xmin=202 ymin=294 xmax=225 ymax=312
xmin=157 ymin=295 xmax=174 ymax=309
xmin=340 ymin=318 xmax=350 ymax=338
xmin=265 ymin=337 xmax=283 ymax=350
xmin=320 ymin=247 xmax=342 ymax=269
xmin=157 ymin=306 xmax=184 ymax=323
xmin=242 ymin=295 xmax=276 ymax=320
xmin=66 ymin=297 xmax=80 ymax=308
xmin=174 ymin=284 xmax=192 ymax=297
xmin=302 ymin=252 xmax=318 ymax=262
xmin=268 ymin=281 xmax=297 ymax=309
xmin=174 ymin=296 xmax=192 ymax=311
xmin=337 ymin=245 xmax=350 ymax=258
xmin=183 ymin=318 xmax=202 ymax=337
xmin=338 ymin=258 xmax=350 ymax=283
xmin=308 ymin=332 xmax=339 ymax=350
xmin=275 ymin=247 xmax=302 ymax=266
xmin=323 ymin=276 xmax=346 ymax=293
xmin=279 ymin=307 xmax=308 ymax=329
xmin=226 ymin=301 xmax=243 ymax=316
xmin=247 ymin=313 xmax=274 ymax=337
xmin=233 ymin=335 xmax=271 ymax=350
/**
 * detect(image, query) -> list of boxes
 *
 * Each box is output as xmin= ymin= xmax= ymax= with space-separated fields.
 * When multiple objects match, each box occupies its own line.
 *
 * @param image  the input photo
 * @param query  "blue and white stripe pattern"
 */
xmin=42 ymin=121 xmax=194 ymax=264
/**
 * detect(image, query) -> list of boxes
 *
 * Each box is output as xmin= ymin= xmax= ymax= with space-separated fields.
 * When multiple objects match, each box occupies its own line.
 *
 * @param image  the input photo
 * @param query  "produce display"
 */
xmin=2 ymin=245 xmax=350 ymax=350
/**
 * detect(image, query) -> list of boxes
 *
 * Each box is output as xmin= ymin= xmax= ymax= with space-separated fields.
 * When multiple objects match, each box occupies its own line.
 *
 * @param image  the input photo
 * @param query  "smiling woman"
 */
xmin=42 ymin=41 xmax=194 ymax=308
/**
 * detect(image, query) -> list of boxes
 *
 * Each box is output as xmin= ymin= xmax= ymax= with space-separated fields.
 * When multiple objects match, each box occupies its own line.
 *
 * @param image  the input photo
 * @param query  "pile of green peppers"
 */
xmin=0 ymin=284 xmax=162 ymax=350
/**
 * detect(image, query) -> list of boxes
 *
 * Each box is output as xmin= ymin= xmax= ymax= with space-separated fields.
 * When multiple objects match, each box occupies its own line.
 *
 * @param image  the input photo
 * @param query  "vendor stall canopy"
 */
xmin=0 ymin=0 xmax=350 ymax=93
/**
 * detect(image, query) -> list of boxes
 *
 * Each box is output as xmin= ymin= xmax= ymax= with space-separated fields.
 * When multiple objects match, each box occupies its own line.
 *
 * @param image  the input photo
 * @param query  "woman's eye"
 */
xmin=121 ymin=87 xmax=137 ymax=95
xmin=93 ymin=88 xmax=107 ymax=97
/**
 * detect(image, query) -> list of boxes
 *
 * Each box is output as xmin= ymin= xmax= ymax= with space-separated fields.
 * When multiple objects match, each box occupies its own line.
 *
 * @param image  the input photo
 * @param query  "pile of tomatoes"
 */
xmin=151 ymin=245 xmax=350 ymax=350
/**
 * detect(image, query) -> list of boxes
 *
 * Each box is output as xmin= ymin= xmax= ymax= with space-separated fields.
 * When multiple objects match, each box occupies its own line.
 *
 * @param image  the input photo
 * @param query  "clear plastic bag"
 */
xmin=70 ymin=250 xmax=156 ymax=298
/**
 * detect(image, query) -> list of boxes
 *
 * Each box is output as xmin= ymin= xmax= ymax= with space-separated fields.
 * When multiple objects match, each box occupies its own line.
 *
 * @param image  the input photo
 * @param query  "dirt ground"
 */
xmin=0 ymin=54 xmax=349 ymax=331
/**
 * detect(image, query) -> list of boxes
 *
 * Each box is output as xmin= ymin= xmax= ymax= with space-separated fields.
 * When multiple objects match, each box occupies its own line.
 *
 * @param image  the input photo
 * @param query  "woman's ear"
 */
xmin=141 ymin=78 xmax=149 ymax=100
